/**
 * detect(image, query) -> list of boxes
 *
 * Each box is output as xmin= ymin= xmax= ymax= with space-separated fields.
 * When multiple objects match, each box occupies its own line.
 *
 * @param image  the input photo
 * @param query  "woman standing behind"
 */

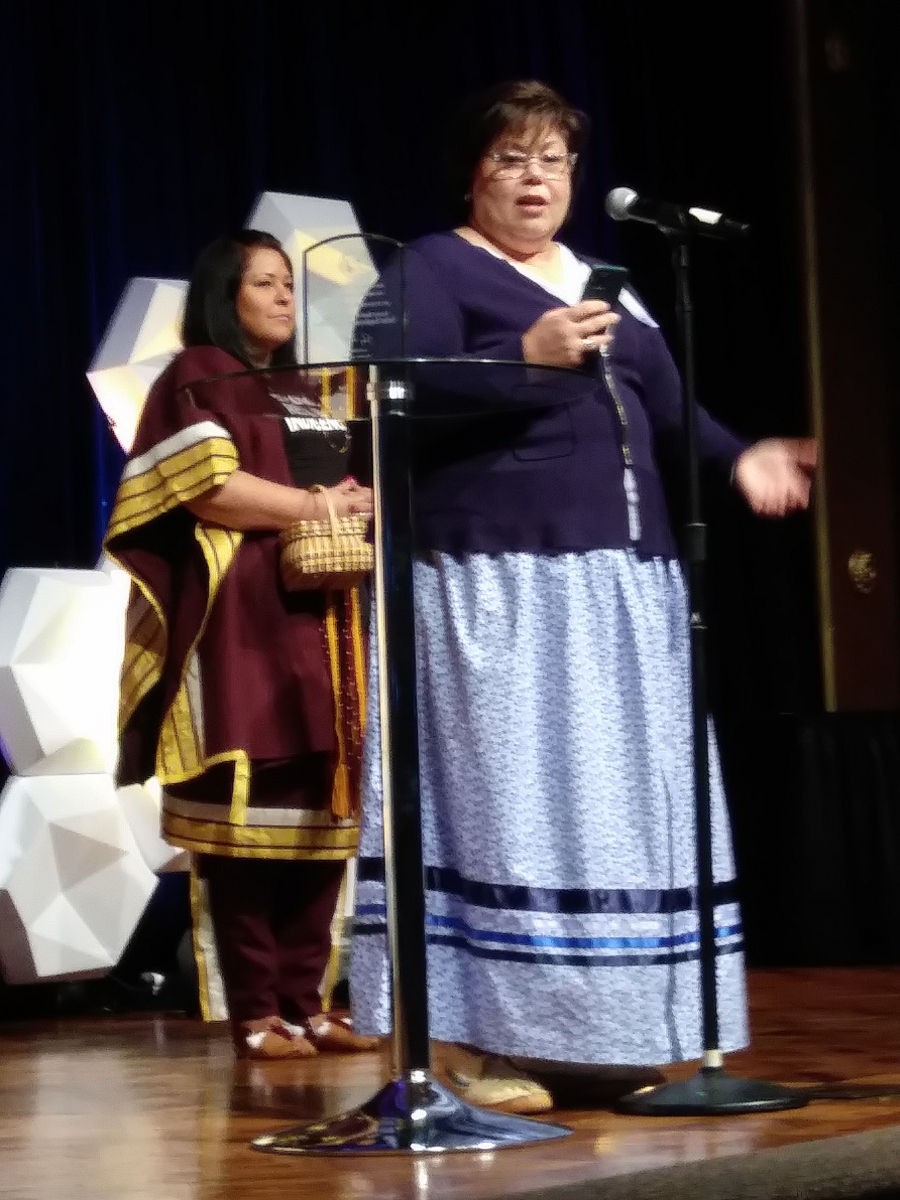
xmin=350 ymin=82 xmax=815 ymax=1111
xmin=106 ymin=231 xmax=377 ymax=1059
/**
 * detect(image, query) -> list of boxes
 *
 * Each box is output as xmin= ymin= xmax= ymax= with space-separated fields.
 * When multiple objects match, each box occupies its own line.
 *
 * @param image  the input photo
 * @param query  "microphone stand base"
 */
xmin=252 ymin=1072 xmax=572 ymax=1156
xmin=616 ymin=1067 xmax=809 ymax=1116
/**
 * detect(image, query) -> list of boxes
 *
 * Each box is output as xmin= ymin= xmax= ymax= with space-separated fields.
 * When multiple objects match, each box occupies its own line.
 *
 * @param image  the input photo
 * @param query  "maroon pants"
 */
xmin=198 ymin=855 xmax=344 ymax=1024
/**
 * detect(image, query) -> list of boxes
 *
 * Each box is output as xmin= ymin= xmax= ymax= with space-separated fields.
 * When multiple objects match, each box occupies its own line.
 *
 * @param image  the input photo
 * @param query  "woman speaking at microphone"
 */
xmin=350 ymin=80 xmax=815 ymax=1113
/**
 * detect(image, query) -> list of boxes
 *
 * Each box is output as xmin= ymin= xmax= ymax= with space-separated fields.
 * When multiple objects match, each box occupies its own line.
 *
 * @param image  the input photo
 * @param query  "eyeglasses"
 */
xmin=486 ymin=151 xmax=577 ymax=180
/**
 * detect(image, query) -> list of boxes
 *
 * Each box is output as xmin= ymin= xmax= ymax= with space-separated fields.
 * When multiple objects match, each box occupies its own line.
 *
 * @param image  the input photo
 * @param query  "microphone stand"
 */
xmin=618 ymin=232 xmax=807 ymax=1115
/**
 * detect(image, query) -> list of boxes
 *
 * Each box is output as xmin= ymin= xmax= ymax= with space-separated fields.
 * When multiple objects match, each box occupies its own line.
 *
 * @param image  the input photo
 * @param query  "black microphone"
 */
xmin=605 ymin=186 xmax=750 ymax=240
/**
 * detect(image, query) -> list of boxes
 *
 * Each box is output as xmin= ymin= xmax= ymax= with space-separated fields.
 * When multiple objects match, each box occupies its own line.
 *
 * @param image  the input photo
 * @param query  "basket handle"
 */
xmin=310 ymin=484 xmax=341 ymax=537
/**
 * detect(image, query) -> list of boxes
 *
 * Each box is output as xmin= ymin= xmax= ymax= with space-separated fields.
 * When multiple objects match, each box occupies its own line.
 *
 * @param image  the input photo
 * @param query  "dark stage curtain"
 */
xmin=0 ymin=0 xmax=820 ymax=701
xmin=721 ymin=712 xmax=900 ymax=966
xmin=1 ymin=0 xmax=899 ymax=972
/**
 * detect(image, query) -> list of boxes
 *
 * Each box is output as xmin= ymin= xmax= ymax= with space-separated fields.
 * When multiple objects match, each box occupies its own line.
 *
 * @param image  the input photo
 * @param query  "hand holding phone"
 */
xmin=522 ymin=265 xmax=628 ymax=366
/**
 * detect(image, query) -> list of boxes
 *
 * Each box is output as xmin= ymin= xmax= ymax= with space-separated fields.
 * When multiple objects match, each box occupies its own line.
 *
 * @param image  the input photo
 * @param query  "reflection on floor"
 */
xmin=3 ymin=969 xmax=900 ymax=1199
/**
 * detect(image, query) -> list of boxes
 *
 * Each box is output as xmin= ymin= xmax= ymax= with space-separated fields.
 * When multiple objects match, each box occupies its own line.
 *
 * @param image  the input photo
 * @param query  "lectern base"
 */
xmin=251 ymin=1071 xmax=572 ymax=1155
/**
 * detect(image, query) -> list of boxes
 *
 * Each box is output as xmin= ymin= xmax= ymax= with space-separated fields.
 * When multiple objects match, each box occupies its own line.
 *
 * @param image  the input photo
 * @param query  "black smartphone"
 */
xmin=581 ymin=263 xmax=630 ymax=306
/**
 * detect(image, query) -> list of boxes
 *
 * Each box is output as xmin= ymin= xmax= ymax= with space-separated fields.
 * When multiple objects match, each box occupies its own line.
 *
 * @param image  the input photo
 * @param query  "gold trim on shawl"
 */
xmin=318 ymin=366 xmax=367 ymax=820
xmin=106 ymin=439 xmax=238 ymax=540
xmin=106 ymin=424 xmax=252 ymax=822
xmin=162 ymin=811 xmax=359 ymax=857
xmin=349 ymin=586 xmax=367 ymax=728
xmin=153 ymin=525 xmax=250 ymax=823
xmin=344 ymin=365 xmax=357 ymax=420
xmin=318 ymin=865 xmax=349 ymax=1014
xmin=105 ymin=427 xmax=240 ymax=741
xmin=325 ymin=597 xmax=351 ymax=819
xmin=190 ymin=862 xmax=214 ymax=1023
xmin=115 ymin=582 xmax=168 ymax=729
xmin=323 ymin=585 xmax=367 ymax=820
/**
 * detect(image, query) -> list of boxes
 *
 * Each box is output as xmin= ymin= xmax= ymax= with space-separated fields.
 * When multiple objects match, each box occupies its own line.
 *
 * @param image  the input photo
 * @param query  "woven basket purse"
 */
xmin=279 ymin=485 xmax=373 ymax=592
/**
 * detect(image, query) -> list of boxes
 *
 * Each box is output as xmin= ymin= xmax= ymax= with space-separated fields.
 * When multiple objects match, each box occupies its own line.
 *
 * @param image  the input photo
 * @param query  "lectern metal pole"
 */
xmin=371 ymin=377 xmax=431 ymax=1073
xmin=252 ymin=367 xmax=571 ymax=1154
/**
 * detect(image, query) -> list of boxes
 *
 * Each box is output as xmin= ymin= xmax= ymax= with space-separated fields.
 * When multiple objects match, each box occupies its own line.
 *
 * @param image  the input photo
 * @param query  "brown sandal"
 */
xmin=305 ymin=1013 xmax=381 ymax=1053
xmin=233 ymin=1016 xmax=318 ymax=1060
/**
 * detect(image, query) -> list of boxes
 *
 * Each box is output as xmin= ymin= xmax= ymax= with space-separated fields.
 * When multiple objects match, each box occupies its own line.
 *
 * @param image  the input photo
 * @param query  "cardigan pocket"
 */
xmin=511 ymin=407 xmax=576 ymax=461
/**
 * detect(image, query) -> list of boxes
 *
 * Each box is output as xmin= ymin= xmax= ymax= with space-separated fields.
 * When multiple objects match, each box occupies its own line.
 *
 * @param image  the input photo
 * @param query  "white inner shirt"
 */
xmin=479 ymin=241 xmax=590 ymax=305
xmin=479 ymin=239 xmax=658 ymax=326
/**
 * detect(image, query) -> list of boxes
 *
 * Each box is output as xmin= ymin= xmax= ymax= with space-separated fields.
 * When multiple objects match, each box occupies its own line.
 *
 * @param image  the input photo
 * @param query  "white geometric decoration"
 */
xmin=117 ymin=779 xmax=187 ymax=874
xmin=247 ymin=191 xmax=375 ymax=364
xmin=0 ymin=774 xmax=157 ymax=983
xmin=85 ymin=193 xmax=373 ymax=448
xmin=87 ymin=277 xmax=187 ymax=452
xmin=0 ymin=568 xmax=130 ymax=776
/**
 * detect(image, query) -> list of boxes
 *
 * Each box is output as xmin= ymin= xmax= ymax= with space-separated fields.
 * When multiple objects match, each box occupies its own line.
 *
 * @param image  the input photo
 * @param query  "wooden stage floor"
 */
xmin=4 ymin=968 xmax=900 ymax=1200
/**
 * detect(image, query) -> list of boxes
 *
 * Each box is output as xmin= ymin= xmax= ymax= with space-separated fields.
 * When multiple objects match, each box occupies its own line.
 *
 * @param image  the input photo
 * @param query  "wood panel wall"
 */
xmin=792 ymin=0 xmax=900 ymax=710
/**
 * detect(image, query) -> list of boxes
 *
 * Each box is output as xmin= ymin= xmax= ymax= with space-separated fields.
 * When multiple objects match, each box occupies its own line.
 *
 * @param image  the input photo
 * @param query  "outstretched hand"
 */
xmin=733 ymin=437 xmax=817 ymax=517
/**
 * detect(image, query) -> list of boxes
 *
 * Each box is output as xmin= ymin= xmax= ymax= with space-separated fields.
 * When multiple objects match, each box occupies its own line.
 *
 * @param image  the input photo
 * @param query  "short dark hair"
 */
xmin=181 ymin=230 xmax=296 ymax=368
xmin=443 ymin=80 xmax=589 ymax=225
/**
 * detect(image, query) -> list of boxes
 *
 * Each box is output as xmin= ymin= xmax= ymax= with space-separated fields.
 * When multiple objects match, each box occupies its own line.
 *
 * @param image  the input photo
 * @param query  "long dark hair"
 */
xmin=443 ymin=80 xmax=589 ymax=226
xmin=181 ymin=230 xmax=297 ymax=368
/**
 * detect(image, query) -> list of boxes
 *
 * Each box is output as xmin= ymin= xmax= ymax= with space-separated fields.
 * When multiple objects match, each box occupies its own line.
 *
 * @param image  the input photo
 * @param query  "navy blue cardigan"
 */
xmin=357 ymin=231 xmax=745 ymax=557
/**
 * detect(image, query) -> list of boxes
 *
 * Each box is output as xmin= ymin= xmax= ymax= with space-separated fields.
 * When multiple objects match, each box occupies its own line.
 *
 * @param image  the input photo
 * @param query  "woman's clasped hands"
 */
xmin=314 ymin=478 xmax=374 ymax=518
xmin=522 ymin=300 xmax=620 ymax=367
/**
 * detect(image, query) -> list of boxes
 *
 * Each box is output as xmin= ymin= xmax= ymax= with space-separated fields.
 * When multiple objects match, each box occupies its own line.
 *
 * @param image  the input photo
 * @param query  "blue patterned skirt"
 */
xmin=350 ymin=548 xmax=748 ymax=1065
